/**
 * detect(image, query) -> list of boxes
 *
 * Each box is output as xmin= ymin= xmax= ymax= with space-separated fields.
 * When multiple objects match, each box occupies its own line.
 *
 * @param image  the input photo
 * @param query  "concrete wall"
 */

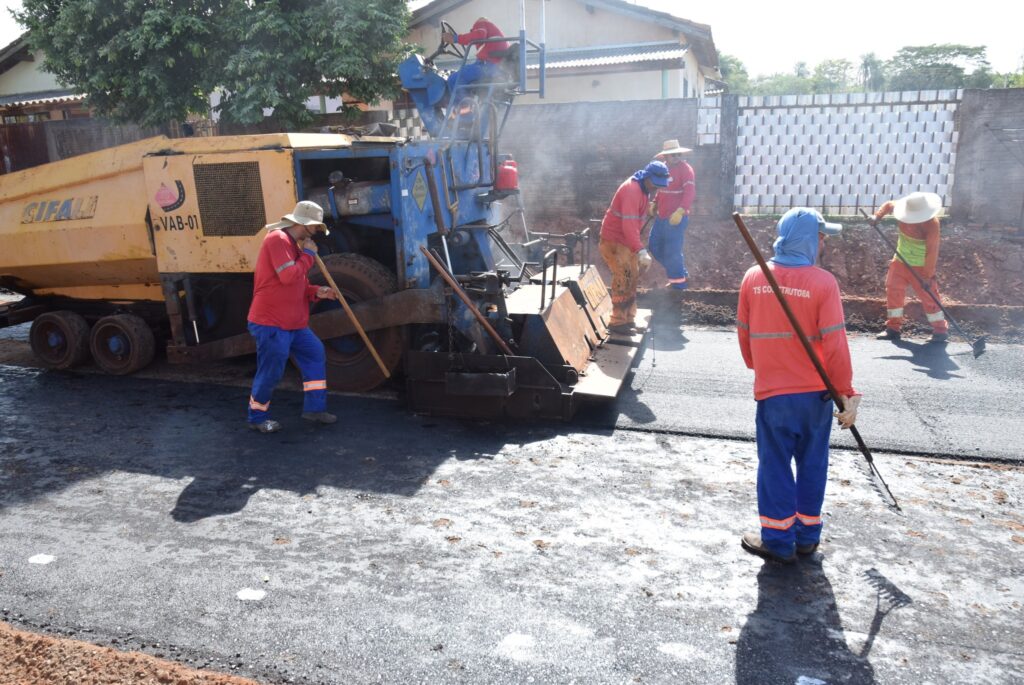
xmin=498 ymin=98 xmax=712 ymax=224
xmin=951 ymin=88 xmax=1024 ymax=227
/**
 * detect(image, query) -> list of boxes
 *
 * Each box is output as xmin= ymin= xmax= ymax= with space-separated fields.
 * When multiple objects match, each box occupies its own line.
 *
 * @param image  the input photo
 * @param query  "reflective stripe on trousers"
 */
xmin=755 ymin=391 xmax=833 ymax=557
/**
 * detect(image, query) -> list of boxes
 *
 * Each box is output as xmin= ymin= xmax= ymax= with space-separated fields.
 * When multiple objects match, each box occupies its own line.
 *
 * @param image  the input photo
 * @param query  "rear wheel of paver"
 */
xmin=308 ymin=253 xmax=403 ymax=391
xmin=29 ymin=310 xmax=91 ymax=369
xmin=89 ymin=313 xmax=155 ymax=375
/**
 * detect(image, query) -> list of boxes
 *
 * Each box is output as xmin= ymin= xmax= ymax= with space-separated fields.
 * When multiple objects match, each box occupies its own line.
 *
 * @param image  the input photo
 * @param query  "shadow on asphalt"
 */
xmin=735 ymin=557 xmax=881 ymax=685
xmin=575 ymin=293 xmax=687 ymax=428
xmin=878 ymin=338 xmax=963 ymax=380
xmin=0 ymin=368 xmax=613 ymax=523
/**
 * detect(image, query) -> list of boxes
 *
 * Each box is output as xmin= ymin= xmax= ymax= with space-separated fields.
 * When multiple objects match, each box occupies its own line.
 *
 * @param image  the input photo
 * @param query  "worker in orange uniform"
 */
xmin=246 ymin=201 xmax=338 ymax=434
xmin=599 ymin=161 xmax=671 ymax=332
xmin=649 ymin=139 xmax=696 ymax=289
xmin=736 ymin=208 xmax=861 ymax=563
xmin=873 ymin=192 xmax=949 ymax=344
xmin=441 ymin=17 xmax=510 ymax=91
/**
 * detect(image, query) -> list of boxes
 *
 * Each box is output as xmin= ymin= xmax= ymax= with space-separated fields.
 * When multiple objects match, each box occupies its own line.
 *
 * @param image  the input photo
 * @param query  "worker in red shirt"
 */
xmin=441 ymin=17 xmax=510 ymax=91
xmin=736 ymin=208 xmax=861 ymax=563
xmin=599 ymin=161 xmax=669 ymax=332
xmin=872 ymin=192 xmax=949 ymax=344
xmin=649 ymin=139 xmax=696 ymax=289
xmin=246 ymin=201 xmax=338 ymax=434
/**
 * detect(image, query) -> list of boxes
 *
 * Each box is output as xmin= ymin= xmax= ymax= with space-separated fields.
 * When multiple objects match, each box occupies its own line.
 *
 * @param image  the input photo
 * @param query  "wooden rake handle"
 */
xmin=313 ymin=253 xmax=391 ymax=379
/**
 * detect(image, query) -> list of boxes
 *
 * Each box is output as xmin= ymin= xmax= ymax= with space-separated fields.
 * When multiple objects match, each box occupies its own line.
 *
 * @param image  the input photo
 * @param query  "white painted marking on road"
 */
xmin=237 ymin=588 xmax=266 ymax=601
xmin=495 ymin=632 xmax=536 ymax=661
xmin=796 ymin=676 xmax=827 ymax=685
xmin=28 ymin=554 xmax=54 ymax=565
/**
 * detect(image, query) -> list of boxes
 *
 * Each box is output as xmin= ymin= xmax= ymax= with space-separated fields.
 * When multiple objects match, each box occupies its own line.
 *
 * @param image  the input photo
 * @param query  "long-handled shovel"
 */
xmin=732 ymin=213 xmax=901 ymax=512
xmin=313 ymin=253 xmax=391 ymax=380
xmin=857 ymin=208 xmax=986 ymax=358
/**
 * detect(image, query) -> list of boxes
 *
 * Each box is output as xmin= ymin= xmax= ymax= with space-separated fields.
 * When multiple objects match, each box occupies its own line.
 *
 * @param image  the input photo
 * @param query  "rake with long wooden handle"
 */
xmin=312 ymin=253 xmax=391 ymax=379
xmin=732 ymin=212 xmax=900 ymax=512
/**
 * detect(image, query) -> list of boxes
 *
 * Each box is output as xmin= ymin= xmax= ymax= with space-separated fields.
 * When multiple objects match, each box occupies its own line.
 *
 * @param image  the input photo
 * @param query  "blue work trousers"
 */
xmin=755 ymin=391 xmax=834 ymax=557
xmin=448 ymin=60 xmax=503 ymax=93
xmin=648 ymin=215 xmax=689 ymax=288
xmin=247 ymin=323 xmax=327 ymax=423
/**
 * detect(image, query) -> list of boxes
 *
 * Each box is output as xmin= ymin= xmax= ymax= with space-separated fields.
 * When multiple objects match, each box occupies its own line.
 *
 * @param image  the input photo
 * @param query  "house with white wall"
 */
xmin=0 ymin=35 xmax=87 ymax=123
xmin=407 ymin=0 xmax=721 ymax=104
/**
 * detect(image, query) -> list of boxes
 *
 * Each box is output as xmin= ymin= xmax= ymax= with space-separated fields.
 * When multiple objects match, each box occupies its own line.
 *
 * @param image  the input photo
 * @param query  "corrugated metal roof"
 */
xmin=0 ymin=89 xmax=85 ymax=108
xmin=527 ymin=42 xmax=688 ymax=70
xmin=434 ymin=41 xmax=687 ymax=72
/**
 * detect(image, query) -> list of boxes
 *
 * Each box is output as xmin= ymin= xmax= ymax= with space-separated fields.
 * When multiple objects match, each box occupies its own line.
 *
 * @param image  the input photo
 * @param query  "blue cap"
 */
xmin=643 ymin=160 xmax=671 ymax=188
xmin=771 ymin=208 xmax=841 ymax=267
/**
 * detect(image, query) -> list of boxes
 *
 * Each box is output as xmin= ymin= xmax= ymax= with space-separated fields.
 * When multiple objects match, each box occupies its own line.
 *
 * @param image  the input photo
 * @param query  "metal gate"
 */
xmin=0 ymin=121 xmax=50 ymax=174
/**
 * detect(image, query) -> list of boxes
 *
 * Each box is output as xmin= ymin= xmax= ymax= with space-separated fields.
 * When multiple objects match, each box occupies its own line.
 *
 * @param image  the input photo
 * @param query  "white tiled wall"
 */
xmin=731 ymin=90 xmax=961 ymax=215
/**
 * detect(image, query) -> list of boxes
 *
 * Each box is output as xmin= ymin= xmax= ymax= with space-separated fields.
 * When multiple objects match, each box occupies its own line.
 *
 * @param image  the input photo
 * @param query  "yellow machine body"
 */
xmin=0 ymin=133 xmax=362 ymax=300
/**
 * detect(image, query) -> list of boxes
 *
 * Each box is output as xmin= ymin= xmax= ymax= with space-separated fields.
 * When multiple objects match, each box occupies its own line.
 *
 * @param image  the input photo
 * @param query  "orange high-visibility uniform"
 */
xmin=874 ymin=201 xmax=949 ymax=334
xmin=600 ymin=177 xmax=649 ymax=326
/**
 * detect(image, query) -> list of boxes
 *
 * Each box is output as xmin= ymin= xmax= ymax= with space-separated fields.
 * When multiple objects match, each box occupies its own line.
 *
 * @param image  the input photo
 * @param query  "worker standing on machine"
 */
xmin=246 ymin=201 xmax=339 ymax=434
xmin=441 ymin=17 xmax=509 ymax=90
xmin=599 ymin=161 xmax=670 ymax=332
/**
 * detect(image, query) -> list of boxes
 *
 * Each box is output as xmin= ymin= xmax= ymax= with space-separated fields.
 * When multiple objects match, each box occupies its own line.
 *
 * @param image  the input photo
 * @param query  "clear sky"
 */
xmin=4 ymin=1 xmax=1023 ymax=75
xmin=625 ymin=0 xmax=1022 ymax=76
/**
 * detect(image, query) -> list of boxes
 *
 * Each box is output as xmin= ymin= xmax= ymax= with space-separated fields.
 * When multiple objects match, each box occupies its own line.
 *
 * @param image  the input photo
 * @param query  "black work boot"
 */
xmin=741 ymin=533 xmax=796 ymax=564
xmin=876 ymin=327 xmax=901 ymax=341
xmin=796 ymin=542 xmax=820 ymax=556
xmin=248 ymin=419 xmax=282 ymax=434
xmin=302 ymin=411 xmax=337 ymax=425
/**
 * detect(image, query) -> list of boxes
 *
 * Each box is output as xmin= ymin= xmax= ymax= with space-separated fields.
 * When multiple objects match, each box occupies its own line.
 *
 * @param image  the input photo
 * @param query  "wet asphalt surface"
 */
xmin=1 ymin=302 xmax=1023 ymax=683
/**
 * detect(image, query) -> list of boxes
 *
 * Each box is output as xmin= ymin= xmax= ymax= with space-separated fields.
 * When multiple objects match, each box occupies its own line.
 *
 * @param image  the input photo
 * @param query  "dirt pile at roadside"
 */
xmin=536 ymin=214 xmax=1023 ymax=304
xmin=0 ymin=621 xmax=263 ymax=685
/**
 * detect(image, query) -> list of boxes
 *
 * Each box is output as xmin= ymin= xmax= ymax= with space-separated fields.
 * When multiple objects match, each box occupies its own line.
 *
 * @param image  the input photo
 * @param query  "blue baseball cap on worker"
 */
xmin=642 ymin=160 xmax=671 ymax=187
xmin=771 ymin=208 xmax=842 ymax=267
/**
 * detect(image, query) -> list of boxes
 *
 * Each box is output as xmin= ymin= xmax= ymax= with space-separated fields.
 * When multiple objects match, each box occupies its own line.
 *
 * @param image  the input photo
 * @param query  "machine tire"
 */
xmin=89 ymin=313 xmax=155 ymax=375
xmin=309 ymin=253 xmax=403 ymax=392
xmin=29 ymin=310 xmax=91 ymax=369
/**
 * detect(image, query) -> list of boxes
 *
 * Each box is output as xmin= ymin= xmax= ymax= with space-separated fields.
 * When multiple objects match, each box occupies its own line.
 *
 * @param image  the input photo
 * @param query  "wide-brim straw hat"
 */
xmin=266 ymin=200 xmax=327 ymax=232
xmin=654 ymin=138 xmax=693 ymax=158
xmin=893 ymin=192 xmax=942 ymax=223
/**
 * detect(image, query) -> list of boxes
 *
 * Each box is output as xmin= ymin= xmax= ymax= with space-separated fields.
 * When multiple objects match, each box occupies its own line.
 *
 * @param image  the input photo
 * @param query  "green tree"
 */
xmin=886 ymin=44 xmax=991 ymax=90
xmin=16 ymin=0 xmax=411 ymax=129
xmin=718 ymin=53 xmax=750 ymax=93
xmin=749 ymin=72 xmax=813 ymax=96
xmin=812 ymin=58 xmax=853 ymax=93
xmin=859 ymin=52 xmax=887 ymax=91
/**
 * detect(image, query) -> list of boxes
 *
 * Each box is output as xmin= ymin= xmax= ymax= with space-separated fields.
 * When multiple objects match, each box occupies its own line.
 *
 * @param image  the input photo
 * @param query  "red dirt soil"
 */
xmin=533 ymin=214 xmax=1024 ymax=339
xmin=0 ymin=621 xmax=262 ymax=685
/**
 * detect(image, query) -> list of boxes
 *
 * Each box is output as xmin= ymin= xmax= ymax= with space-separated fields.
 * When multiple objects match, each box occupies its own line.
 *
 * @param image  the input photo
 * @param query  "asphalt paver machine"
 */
xmin=0 ymin=3 xmax=646 ymax=420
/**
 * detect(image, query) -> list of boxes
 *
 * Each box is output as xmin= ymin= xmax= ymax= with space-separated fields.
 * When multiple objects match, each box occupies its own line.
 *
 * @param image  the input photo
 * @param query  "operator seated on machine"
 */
xmin=441 ymin=17 xmax=510 ymax=92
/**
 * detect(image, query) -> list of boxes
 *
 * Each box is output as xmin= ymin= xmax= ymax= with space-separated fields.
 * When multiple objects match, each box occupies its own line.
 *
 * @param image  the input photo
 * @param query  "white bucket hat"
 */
xmin=266 ymin=200 xmax=328 ymax=232
xmin=654 ymin=139 xmax=693 ymax=158
xmin=893 ymin=192 xmax=942 ymax=224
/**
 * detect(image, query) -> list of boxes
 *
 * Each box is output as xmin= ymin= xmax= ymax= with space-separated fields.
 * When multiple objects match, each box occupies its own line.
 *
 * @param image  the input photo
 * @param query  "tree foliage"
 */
xmin=16 ymin=0 xmax=411 ymax=128
xmin=812 ymin=59 xmax=853 ymax=93
xmin=717 ymin=53 xmax=749 ymax=94
xmin=886 ymin=44 xmax=992 ymax=90
xmin=719 ymin=44 xmax=1017 ymax=95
